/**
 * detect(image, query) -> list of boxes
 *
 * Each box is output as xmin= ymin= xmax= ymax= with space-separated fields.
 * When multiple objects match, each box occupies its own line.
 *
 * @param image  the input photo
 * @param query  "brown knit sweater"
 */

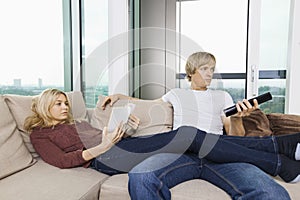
xmin=30 ymin=121 xmax=102 ymax=169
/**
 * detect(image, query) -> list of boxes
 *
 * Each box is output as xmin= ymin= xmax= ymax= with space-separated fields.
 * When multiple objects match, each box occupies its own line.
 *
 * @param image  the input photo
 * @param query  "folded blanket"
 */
xmin=242 ymin=109 xmax=273 ymax=137
xmin=267 ymin=113 xmax=300 ymax=135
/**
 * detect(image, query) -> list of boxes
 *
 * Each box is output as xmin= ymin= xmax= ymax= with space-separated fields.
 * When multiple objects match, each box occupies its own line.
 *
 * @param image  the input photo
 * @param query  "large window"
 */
xmin=176 ymin=0 xmax=247 ymax=102
xmin=80 ymin=0 xmax=129 ymax=107
xmin=81 ymin=0 xmax=109 ymax=107
xmin=257 ymin=0 xmax=290 ymax=113
xmin=0 ymin=0 xmax=65 ymax=95
xmin=176 ymin=0 xmax=291 ymax=113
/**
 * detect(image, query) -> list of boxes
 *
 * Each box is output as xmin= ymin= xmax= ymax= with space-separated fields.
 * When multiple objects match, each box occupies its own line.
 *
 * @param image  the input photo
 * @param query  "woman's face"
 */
xmin=49 ymin=94 xmax=70 ymax=124
xmin=190 ymin=64 xmax=215 ymax=90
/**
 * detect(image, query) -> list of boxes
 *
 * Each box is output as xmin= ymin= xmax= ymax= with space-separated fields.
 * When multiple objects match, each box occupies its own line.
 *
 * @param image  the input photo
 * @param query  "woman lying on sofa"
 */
xmin=24 ymin=89 xmax=299 ymax=198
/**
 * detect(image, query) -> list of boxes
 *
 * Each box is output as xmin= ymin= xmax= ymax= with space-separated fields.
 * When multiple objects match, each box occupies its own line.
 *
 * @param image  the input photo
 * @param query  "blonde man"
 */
xmin=105 ymin=52 xmax=292 ymax=199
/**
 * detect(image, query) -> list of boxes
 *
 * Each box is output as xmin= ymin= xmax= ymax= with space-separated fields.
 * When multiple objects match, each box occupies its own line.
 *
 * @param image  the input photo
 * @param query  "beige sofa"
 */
xmin=0 ymin=91 xmax=299 ymax=200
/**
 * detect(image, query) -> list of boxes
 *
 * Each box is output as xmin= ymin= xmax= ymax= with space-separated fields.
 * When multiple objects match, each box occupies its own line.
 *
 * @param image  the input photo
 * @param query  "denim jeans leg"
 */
xmin=96 ymin=127 xmax=280 ymax=176
xmin=220 ymin=134 xmax=278 ymax=154
xmin=128 ymin=153 xmax=202 ymax=200
xmin=201 ymin=162 xmax=291 ymax=200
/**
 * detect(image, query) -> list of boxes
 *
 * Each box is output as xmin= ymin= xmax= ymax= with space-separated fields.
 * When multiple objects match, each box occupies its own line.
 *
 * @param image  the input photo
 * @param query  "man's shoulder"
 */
xmin=168 ymin=88 xmax=190 ymax=94
xmin=210 ymin=89 xmax=230 ymax=96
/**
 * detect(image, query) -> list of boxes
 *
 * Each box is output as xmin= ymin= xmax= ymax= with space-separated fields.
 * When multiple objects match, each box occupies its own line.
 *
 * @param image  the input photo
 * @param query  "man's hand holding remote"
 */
xmin=234 ymin=98 xmax=259 ymax=117
xmin=224 ymin=92 xmax=273 ymax=117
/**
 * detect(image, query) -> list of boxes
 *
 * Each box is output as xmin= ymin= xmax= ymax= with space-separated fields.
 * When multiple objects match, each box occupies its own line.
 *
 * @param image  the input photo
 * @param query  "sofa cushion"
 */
xmin=0 ymin=158 xmax=108 ymax=200
xmin=91 ymin=95 xmax=173 ymax=137
xmin=3 ymin=91 xmax=88 ymax=157
xmin=99 ymin=174 xmax=230 ymax=200
xmin=267 ymin=113 xmax=300 ymax=135
xmin=0 ymin=97 xmax=35 ymax=179
xmin=242 ymin=109 xmax=273 ymax=137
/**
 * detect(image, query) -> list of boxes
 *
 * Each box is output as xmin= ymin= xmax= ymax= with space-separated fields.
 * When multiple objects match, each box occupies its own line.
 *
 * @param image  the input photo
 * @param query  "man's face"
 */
xmin=190 ymin=64 xmax=215 ymax=90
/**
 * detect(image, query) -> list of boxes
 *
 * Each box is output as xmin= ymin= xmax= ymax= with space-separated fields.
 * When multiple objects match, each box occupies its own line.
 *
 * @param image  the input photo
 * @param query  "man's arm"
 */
xmin=222 ymin=99 xmax=259 ymax=136
xmin=223 ymin=115 xmax=245 ymax=136
xmin=101 ymin=94 xmax=162 ymax=110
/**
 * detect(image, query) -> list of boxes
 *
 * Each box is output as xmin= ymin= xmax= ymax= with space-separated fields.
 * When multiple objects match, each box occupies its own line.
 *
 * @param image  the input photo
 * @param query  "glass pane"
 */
xmin=177 ymin=0 xmax=248 ymax=73
xmin=258 ymin=79 xmax=286 ymax=113
xmin=0 ymin=0 xmax=64 ymax=95
xmin=259 ymin=0 xmax=290 ymax=70
xmin=81 ymin=0 xmax=109 ymax=107
xmin=212 ymin=79 xmax=246 ymax=104
xmin=258 ymin=0 xmax=290 ymax=113
xmin=176 ymin=0 xmax=248 ymax=106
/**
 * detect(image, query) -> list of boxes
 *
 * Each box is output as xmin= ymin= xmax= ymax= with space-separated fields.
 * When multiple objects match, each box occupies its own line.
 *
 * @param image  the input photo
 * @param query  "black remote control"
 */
xmin=223 ymin=92 xmax=272 ymax=117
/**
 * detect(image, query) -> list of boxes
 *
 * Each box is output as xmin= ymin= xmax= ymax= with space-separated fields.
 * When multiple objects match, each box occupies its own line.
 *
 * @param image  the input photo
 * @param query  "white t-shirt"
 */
xmin=162 ymin=88 xmax=233 ymax=135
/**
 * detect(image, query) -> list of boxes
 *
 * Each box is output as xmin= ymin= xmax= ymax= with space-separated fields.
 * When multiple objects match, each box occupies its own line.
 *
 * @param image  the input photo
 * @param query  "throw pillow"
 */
xmin=91 ymin=95 xmax=173 ymax=137
xmin=0 ymin=97 xmax=36 ymax=179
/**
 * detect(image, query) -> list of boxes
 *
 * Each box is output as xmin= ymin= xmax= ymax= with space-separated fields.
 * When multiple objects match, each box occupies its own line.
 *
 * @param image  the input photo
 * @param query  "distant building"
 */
xmin=13 ymin=79 xmax=21 ymax=87
xmin=38 ymin=78 xmax=43 ymax=88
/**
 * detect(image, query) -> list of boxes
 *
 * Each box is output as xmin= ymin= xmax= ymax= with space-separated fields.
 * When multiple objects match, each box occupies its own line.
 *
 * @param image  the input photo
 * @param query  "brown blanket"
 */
xmin=267 ymin=113 xmax=300 ymax=135
xmin=242 ymin=109 xmax=273 ymax=137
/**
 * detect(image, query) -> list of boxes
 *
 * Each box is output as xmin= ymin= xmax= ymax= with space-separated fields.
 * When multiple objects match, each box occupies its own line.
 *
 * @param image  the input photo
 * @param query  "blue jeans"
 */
xmin=90 ymin=126 xmax=280 ymax=176
xmin=128 ymin=153 xmax=291 ymax=200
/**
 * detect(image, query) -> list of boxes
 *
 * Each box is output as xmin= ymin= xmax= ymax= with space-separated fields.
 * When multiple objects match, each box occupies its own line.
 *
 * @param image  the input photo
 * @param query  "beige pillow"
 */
xmin=0 ymin=97 xmax=35 ymax=179
xmin=3 ymin=91 xmax=88 ymax=157
xmin=66 ymin=91 xmax=89 ymax=121
xmin=3 ymin=94 xmax=37 ymax=156
xmin=91 ymin=95 xmax=173 ymax=137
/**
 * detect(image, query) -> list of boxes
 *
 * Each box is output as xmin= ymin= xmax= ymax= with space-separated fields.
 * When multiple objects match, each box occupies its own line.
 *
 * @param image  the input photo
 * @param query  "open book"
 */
xmin=107 ymin=103 xmax=136 ymax=132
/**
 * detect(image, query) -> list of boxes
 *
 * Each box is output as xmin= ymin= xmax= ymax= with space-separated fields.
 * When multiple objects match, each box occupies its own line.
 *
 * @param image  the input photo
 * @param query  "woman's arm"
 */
xmin=31 ymin=123 xmax=125 ymax=168
xmin=82 ymin=124 xmax=125 ymax=161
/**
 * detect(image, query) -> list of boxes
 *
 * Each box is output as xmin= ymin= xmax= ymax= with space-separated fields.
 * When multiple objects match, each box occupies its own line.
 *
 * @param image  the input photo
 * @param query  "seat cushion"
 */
xmin=99 ymin=174 xmax=230 ymax=200
xmin=0 ymin=159 xmax=108 ymax=200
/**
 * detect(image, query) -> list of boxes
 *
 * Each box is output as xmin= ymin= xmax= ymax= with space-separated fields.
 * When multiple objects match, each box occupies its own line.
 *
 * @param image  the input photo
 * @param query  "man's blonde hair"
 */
xmin=24 ymin=88 xmax=74 ymax=132
xmin=185 ymin=52 xmax=216 ymax=81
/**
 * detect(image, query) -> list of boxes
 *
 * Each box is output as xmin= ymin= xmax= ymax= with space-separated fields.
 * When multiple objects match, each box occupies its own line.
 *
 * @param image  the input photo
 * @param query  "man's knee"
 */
xmin=240 ymin=163 xmax=290 ymax=200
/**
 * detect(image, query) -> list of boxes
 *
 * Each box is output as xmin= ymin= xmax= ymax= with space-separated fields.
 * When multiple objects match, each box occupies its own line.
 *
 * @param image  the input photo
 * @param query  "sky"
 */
xmin=0 ymin=0 xmax=64 ymax=86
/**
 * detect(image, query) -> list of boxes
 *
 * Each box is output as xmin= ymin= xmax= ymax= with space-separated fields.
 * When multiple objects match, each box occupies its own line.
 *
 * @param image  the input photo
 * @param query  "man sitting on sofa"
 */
xmin=103 ymin=51 xmax=290 ymax=200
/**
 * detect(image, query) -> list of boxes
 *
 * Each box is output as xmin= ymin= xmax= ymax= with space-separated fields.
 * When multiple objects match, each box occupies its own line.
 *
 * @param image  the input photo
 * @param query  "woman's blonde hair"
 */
xmin=24 ymin=88 xmax=74 ymax=132
xmin=185 ymin=52 xmax=216 ymax=81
